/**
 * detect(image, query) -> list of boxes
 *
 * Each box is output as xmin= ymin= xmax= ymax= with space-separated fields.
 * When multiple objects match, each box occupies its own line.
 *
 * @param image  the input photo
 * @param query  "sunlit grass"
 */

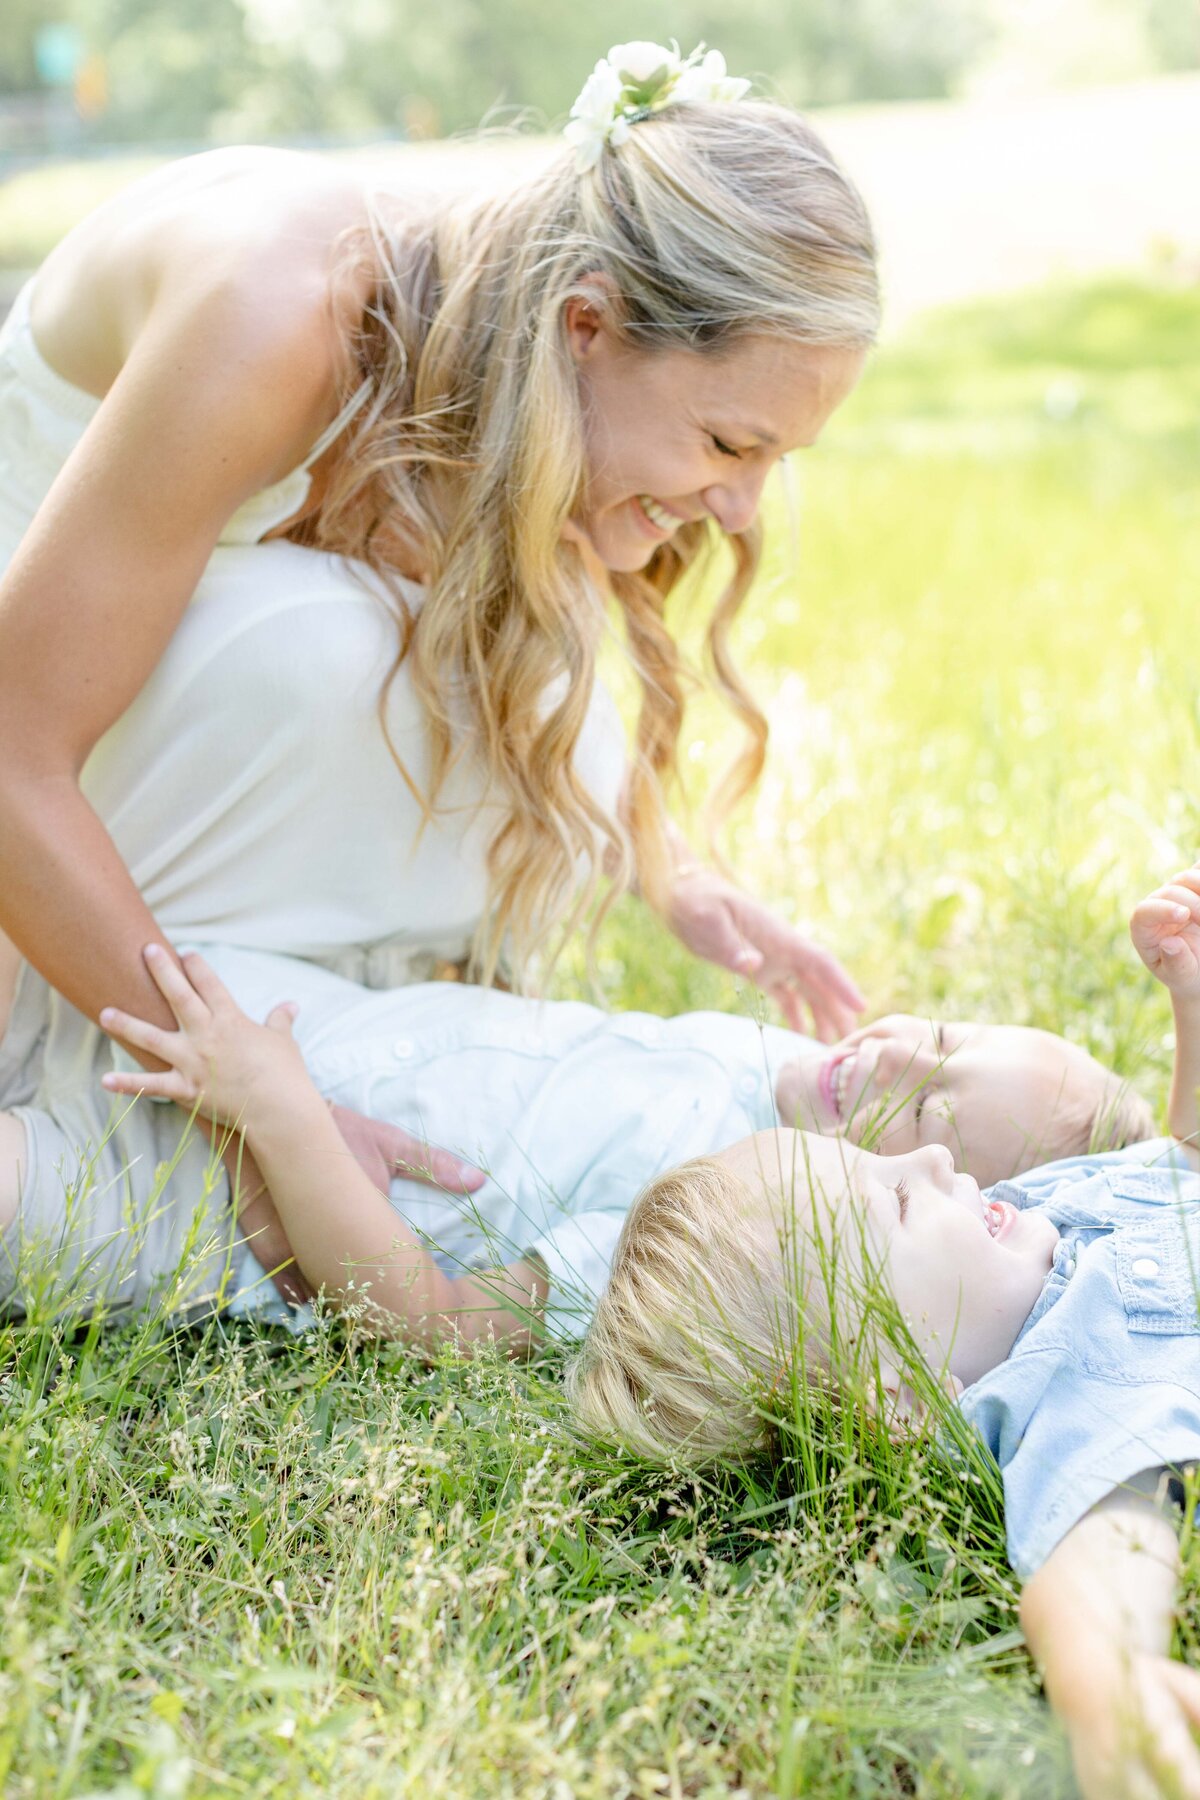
xmin=3 ymin=274 xmax=1200 ymax=1795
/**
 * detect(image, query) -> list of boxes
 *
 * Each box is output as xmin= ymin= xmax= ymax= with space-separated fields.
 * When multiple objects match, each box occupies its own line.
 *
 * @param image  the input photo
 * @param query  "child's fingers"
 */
xmin=1158 ymin=883 xmax=1200 ymax=917
xmin=142 ymin=944 xmax=210 ymax=1029
xmin=97 ymin=1007 xmax=179 ymax=1062
xmin=180 ymin=951 xmax=238 ymax=1014
xmin=1135 ymin=896 xmax=1194 ymax=929
xmin=101 ymin=1068 xmax=198 ymax=1104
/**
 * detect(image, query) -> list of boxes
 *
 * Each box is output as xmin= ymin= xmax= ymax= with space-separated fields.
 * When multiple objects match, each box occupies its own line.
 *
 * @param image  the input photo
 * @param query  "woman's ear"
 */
xmin=563 ymin=276 xmax=619 ymax=364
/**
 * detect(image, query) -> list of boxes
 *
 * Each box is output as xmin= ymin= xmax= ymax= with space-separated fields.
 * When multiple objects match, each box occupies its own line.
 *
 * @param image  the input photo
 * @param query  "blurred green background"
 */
xmin=0 ymin=0 xmax=1195 ymax=151
xmin=3 ymin=13 xmax=1200 ymax=1798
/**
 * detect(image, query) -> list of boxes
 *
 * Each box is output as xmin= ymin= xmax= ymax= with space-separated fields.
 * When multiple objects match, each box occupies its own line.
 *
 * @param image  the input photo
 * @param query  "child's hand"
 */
xmin=1131 ymin=865 xmax=1200 ymax=996
xmin=99 ymin=945 xmax=307 ymax=1127
xmin=1066 ymin=1650 xmax=1200 ymax=1800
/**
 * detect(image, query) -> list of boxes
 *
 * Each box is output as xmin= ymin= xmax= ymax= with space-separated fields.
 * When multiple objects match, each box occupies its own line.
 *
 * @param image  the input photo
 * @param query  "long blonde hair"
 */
xmin=311 ymin=99 xmax=880 ymax=986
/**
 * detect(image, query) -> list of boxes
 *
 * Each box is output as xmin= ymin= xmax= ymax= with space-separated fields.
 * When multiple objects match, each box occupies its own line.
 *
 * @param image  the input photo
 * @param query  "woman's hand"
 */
xmin=1064 ymin=1652 xmax=1200 ymax=1800
xmin=663 ymin=866 xmax=865 ymax=1042
xmin=327 ymin=1104 xmax=485 ymax=1196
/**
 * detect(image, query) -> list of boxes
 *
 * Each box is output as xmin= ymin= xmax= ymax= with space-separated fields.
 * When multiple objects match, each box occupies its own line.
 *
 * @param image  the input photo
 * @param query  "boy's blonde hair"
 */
xmin=313 ymin=99 xmax=879 ymax=989
xmin=568 ymin=1075 xmax=1157 ymax=1465
xmin=566 ymin=1155 xmax=788 ymax=1463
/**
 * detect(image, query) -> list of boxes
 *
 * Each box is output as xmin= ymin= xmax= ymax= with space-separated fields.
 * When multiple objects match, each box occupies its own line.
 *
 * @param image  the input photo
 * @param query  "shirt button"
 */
xmin=393 ymin=1038 xmax=414 ymax=1060
xmin=1131 ymin=1257 xmax=1160 ymax=1278
xmin=738 ymin=1073 xmax=759 ymax=1099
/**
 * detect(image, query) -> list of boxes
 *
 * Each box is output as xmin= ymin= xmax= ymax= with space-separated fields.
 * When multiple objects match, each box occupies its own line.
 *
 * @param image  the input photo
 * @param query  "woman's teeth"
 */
xmin=831 ymin=1055 xmax=851 ymax=1116
xmin=638 ymin=496 xmax=677 ymax=533
xmin=985 ymin=1202 xmax=1003 ymax=1238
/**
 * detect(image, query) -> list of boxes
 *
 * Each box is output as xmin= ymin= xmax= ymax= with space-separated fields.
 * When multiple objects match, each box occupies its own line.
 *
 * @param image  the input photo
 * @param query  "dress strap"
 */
xmin=299 ymin=377 xmax=373 ymax=470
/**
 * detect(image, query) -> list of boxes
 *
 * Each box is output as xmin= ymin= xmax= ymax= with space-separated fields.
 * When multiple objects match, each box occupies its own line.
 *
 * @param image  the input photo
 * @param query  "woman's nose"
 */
xmin=702 ymin=468 xmax=769 ymax=535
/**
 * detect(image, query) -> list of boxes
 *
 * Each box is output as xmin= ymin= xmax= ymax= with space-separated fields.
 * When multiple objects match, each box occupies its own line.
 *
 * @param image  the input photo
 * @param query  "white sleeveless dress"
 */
xmin=0 ymin=280 xmax=625 ymax=1311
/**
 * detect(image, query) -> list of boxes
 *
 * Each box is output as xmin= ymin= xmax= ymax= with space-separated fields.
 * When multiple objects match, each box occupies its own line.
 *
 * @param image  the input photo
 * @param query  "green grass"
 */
xmin=4 ymin=273 xmax=1200 ymax=1796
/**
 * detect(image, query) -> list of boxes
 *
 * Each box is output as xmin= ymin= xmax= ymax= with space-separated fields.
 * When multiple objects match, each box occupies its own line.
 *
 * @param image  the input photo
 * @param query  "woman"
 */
xmin=0 ymin=43 xmax=878 ymax=1269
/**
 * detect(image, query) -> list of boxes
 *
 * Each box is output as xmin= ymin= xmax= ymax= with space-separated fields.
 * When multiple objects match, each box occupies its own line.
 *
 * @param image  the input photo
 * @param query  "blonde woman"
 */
xmin=0 ymin=43 xmax=878 ymax=1275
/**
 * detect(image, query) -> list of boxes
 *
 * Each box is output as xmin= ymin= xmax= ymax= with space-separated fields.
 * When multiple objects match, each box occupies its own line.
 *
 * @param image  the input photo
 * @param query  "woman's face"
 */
xmin=565 ymin=300 xmax=865 ymax=572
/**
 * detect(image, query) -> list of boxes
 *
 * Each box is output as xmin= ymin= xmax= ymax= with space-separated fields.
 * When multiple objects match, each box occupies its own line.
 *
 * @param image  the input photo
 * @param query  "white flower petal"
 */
xmin=607 ymin=40 xmax=678 ymax=85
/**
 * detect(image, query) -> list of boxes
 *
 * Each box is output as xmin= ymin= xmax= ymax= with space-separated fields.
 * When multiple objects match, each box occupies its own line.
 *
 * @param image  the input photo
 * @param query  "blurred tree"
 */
xmin=0 ymin=0 xmax=1192 ymax=148
xmin=0 ymin=0 xmax=51 ymax=95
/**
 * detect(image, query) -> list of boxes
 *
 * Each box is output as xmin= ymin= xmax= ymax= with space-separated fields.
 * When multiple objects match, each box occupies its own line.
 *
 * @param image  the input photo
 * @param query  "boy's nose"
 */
xmin=915 ymin=1142 xmax=956 ymax=1188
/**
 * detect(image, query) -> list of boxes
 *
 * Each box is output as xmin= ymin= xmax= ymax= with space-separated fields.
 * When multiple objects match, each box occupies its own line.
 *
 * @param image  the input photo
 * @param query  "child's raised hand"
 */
xmin=99 ymin=945 xmax=305 ymax=1126
xmin=1130 ymin=864 xmax=1200 ymax=996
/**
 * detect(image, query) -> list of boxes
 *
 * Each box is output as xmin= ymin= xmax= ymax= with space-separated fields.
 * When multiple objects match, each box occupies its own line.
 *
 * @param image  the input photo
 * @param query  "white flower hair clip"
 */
xmin=563 ymin=40 xmax=752 ymax=171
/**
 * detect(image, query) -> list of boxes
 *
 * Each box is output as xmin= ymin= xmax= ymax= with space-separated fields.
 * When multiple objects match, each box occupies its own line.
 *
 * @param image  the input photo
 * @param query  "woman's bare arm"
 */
xmin=0 ymin=263 xmax=341 ymax=1046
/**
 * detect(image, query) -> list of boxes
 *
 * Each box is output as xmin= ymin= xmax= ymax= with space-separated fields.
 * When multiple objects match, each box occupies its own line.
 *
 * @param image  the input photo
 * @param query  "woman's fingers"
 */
xmin=375 ymin=1124 xmax=486 ymax=1193
xmin=800 ymin=948 xmax=866 ymax=1015
xmin=396 ymin=1139 xmax=487 ymax=1194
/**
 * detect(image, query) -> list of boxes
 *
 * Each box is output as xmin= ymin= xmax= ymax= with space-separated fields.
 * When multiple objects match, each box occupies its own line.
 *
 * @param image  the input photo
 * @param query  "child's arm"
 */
xmin=100 ymin=947 xmax=546 ymax=1349
xmin=1020 ymin=1471 xmax=1200 ymax=1800
xmin=1131 ymin=863 xmax=1200 ymax=1170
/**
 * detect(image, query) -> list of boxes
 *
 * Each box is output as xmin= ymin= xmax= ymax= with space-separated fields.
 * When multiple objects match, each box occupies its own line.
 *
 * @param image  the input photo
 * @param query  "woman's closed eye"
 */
xmin=711 ymin=435 xmax=744 ymax=458
xmin=894 ymin=1177 xmax=910 ymax=1222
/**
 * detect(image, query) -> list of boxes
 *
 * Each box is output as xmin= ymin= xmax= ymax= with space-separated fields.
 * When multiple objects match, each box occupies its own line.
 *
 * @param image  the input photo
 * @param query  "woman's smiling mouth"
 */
xmin=635 ymin=495 xmax=682 ymax=537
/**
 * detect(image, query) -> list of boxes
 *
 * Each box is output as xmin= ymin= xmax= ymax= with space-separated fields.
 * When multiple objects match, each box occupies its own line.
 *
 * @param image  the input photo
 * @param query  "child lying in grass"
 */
xmin=0 ymin=921 xmax=1150 ymax=1337
xmin=570 ymin=864 xmax=1200 ymax=1800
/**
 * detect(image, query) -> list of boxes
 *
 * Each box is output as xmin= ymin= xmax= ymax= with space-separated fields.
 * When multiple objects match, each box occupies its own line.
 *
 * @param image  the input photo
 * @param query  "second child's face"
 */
xmin=774 ymin=1015 xmax=1108 ymax=1186
xmin=718 ymin=1129 xmax=1059 ymax=1390
xmin=565 ymin=307 xmax=864 ymax=572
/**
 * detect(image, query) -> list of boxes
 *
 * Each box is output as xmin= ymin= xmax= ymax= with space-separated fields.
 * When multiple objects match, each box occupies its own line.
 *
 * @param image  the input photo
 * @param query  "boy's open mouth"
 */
xmin=984 ymin=1198 xmax=1015 ymax=1240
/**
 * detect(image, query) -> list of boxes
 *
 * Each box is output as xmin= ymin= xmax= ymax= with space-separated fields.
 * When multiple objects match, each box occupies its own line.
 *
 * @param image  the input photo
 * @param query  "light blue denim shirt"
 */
xmin=201 ymin=946 xmax=805 ymax=1338
xmin=958 ymin=1140 xmax=1200 ymax=1577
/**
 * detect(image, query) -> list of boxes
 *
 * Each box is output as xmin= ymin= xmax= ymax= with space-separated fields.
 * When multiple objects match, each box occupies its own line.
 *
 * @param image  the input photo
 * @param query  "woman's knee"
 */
xmin=0 ymin=1111 xmax=26 ymax=1233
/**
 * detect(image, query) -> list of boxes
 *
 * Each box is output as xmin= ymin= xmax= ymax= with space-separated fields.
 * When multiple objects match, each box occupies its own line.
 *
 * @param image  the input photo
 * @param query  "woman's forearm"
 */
xmin=1169 ymin=993 xmax=1200 ymax=1168
xmin=0 ymin=773 xmax=178 ymax=1037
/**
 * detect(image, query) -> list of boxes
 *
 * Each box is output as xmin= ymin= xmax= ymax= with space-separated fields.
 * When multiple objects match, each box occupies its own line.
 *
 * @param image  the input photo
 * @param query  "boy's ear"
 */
xmin=866 ymin=1362 xmax=963 ymax=1443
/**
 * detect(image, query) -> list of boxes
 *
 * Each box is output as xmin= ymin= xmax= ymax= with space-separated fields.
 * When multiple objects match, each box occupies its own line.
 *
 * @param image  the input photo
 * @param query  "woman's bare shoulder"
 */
xmin=30 ymin=149 xmax=382 ymax=401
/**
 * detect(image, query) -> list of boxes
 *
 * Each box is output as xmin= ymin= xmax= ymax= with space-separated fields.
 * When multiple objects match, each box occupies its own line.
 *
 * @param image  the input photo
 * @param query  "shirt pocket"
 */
xmin=1115 ymin=1218 xmax=1200 ymax=1336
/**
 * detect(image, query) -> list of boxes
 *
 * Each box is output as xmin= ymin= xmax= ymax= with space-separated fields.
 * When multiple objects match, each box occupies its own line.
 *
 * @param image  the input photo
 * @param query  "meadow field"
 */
xmin=2 ymin=270 xmax=1199 ymax=1797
